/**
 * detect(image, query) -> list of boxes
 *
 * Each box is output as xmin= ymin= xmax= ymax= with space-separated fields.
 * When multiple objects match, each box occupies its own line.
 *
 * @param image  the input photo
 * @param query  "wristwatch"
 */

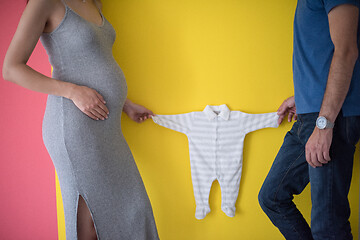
xmin=316 ymin=116 xmax=334 ymax=130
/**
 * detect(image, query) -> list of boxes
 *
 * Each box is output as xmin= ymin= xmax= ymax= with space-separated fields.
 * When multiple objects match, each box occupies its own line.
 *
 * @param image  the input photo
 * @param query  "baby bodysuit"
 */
xmin=152 ymin=104 xmax=279 ymax=219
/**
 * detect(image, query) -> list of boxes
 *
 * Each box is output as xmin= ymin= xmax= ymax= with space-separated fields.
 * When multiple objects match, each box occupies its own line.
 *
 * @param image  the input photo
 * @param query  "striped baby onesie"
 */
xmin=152 ymin=104 xmax=279 ymax=219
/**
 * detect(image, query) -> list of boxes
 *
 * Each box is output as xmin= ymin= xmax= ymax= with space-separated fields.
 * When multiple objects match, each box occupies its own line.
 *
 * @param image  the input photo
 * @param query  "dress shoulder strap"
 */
xmin=93 ymin=0 xmax=103 ymax=13
xmin=60 ymin=0 xmax=68 ymax=8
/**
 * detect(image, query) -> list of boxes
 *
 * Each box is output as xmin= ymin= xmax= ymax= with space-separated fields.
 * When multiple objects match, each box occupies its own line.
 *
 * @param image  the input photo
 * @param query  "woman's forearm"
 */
xmin=3 ymin=63 xmax=76 ymax=99
xmin=122 ymin=98 xmax=133 ymax=114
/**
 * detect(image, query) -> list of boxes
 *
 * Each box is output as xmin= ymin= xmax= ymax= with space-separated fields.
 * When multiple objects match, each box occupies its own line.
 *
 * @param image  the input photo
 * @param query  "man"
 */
xmin=258 ymin=0 xmax=360 ymax=239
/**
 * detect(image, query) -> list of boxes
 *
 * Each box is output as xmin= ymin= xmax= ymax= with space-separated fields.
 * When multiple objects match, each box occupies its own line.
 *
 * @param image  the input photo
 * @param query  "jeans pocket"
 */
xmin=297 ymin=113 xmax=318 ymax=144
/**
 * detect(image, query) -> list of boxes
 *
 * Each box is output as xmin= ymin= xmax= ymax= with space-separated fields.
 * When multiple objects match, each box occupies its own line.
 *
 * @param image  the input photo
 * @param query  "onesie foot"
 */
xmin=221 ymin=206 xmax=235 ymax=217
xmin=195 ymin=205 xmax=210 ymax=219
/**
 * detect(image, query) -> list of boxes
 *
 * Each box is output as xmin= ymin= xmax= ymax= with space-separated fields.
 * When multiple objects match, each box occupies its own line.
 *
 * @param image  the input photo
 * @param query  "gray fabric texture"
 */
xmin=39 ymin=1 xmax=159 ymax=239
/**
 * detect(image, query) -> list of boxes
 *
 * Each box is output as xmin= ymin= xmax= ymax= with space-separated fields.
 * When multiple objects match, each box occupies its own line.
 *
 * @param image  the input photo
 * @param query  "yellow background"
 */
xmin=56 ymin=0 xmax=360 ymax=239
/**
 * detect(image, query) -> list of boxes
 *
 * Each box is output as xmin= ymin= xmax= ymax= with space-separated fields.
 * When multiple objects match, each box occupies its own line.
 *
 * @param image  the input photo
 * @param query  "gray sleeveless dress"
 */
xmin=39 ymin=2 xmax=159 ymax=239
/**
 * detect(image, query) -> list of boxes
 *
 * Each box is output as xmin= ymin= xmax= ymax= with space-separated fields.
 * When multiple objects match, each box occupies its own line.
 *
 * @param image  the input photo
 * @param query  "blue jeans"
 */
xmin=258 ymin=112 xmax=360 ymax=240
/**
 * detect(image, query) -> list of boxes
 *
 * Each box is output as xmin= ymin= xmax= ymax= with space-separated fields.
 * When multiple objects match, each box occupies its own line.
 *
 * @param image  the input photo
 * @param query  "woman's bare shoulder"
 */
xmin=27 ymin=0 xmax=60 ymax=9
xmin=26 ymin=0 xmax=63 ymax=17
xmin=26 ymin=0 xmax=66 ymax=33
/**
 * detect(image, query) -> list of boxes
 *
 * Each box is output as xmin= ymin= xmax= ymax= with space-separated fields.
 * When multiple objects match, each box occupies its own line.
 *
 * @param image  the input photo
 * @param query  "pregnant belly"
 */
xmin=53 ymin=62 xmax=128 ymax=106
xmin=43 ymin=90 xmax=125 ymax=146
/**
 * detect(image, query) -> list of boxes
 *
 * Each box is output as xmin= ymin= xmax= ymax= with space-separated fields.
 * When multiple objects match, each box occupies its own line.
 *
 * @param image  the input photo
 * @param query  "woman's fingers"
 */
xmin=93 ymin=106 xmax=108 ymax=120
xmin=94 ymin=90 xmax=106 ymax=104
xmin=147 ymin=110 xmax=154 ymax=117
xmin=91 ymin=90 xmax=108 ymax=111
xmin=86 ymin=110 xmax=101 ymax=120
xmin=89 ymin=110 xmax=103 ymax=120
xmin=83 ymin=89 xmax=109 ymax=120
xmin=97 ymin=102 xmax=109 ymax=115
xmin=85 ymin=106 xmax=108 ymax=121
xmin=77 ymin=89 xmax=109 ymax=120
xmin=137 ymin=114 xmax=152 ymax=123
xmin=140 ymin=113 xmax=153 ymax=122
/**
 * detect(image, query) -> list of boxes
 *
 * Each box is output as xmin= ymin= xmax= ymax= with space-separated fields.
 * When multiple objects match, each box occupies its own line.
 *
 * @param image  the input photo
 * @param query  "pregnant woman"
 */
xmin=2 ymin=0 xmax=159 ymax=239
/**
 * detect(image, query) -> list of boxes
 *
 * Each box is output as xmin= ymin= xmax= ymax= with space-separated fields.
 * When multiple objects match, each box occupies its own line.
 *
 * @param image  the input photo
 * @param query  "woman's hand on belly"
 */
xmin=123 ymin=99 xmax=154 ymax=123
xmin=68 ymin=84 xmax=109 ymax=120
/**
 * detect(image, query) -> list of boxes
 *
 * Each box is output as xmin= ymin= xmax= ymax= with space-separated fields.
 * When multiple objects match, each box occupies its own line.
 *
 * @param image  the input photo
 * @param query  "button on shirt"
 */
xmin=152 ymin=104 xmax=279 ymax=219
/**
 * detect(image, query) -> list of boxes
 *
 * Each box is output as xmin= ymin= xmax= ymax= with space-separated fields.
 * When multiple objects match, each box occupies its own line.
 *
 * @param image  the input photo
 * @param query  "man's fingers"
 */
xmin=288 ymin=112 xmax=294 ymax=122
xmin=311 ymin=151 xmax=322 ymax=167
xmin=278 ymin=115 xmax=284 ymax=125
xmin=277 ymin=111 xmax=297 ymax=125
xmin=323 ymin=150 xmax=331 ymax=162
xmin=306 ymin=148 xmax=320 ymax=168
xmin=317 ymin=151 xmax=327 ymax=164
xmin=277 ymin=105 xmax=287 ymax=115
xmin=305 ymin=149 xmax=314 ymax=167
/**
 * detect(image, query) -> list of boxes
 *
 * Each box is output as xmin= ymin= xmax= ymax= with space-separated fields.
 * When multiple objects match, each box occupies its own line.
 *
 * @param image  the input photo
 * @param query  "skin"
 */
xmin=2 ymin=0 xmax=153 ymax=122
xmin=278 ymin=4 xmax=359 ymax=169
xmin=2 ymin=0 xmax=154 ymax=239
xmin=77 ymin=196 xmax=97 ymax=240
xmin=277 ymin=96 xmax=297 ymax=125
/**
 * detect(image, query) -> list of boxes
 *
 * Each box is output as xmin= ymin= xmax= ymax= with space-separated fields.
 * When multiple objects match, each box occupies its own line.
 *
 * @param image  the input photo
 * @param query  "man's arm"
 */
xmin=305 ymin=4 xmax=359 ymax=168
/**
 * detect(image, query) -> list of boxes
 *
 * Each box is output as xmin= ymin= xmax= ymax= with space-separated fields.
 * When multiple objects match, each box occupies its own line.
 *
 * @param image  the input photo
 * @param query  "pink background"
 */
xmin=0 ymin=1 xmax=58 ymax=239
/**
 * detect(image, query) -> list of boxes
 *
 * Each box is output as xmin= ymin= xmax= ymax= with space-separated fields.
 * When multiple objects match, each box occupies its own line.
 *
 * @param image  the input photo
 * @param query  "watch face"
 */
xmin=317 ymin=116 xmax=327 ymax=129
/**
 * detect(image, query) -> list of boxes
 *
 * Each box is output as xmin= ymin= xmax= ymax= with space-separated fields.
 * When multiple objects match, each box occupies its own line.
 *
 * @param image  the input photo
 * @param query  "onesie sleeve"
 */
xmin=241 ymin=112 xmax=279 ymax=134
xmin=152 ymin=113 xmax=193 ymax=135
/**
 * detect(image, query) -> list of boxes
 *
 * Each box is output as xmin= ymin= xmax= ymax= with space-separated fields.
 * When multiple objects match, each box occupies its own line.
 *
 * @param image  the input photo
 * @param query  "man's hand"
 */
xmin=305 ymin=128 xmax=333 ymax=168
xmin=303 ymin=4 xmax=359 ymax=168
xmin=277 ymin=96 xmax=297 ymax=125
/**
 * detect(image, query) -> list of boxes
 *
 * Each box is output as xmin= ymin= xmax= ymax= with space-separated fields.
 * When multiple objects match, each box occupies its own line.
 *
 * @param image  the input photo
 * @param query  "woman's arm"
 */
xmin=2 ymin=0 xmax=74 ymax=97
xmin=92 ymin=0 xmax=153 ymax=123
xmin=3 ymin=0 xmax=109 ymax=121
xmin=123 ymin=99 xmax=154 ymax=123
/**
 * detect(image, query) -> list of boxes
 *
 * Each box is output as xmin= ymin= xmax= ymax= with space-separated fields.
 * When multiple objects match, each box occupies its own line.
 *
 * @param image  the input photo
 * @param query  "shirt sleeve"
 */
xmin=323 ymin=0 xmax=359 ymax=14
xmin=152 ymin=113 xmax=193 ymax=135
xmin=241 ymin=112 xmax=279 ymax=134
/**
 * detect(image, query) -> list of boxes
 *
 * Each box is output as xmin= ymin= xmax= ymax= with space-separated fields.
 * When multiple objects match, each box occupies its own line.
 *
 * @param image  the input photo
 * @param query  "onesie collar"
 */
xmin=203 ymin=104 xmax=230 ymax=121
